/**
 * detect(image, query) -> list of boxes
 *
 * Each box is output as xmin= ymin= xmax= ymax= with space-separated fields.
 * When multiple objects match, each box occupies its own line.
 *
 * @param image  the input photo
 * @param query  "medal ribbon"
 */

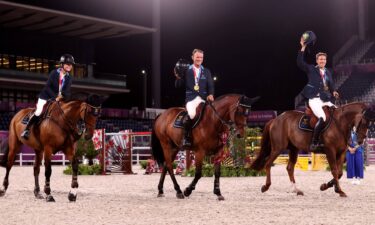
xmin=193 ymin=66 xmax=200 ymax=86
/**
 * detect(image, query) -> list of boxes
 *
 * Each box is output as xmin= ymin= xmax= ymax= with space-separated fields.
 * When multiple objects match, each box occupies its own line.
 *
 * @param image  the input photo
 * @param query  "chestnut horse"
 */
xmin=0 ymin=96 xmax=101 ymax=201
xmin=152 ymin=94 xmax=259 ymax=200
xmin=251 ymin=102 xmax=374 ymax=197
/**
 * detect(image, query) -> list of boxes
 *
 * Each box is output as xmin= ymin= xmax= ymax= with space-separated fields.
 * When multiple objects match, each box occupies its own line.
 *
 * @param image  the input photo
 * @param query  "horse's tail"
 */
xmin=151 ymin=115 xmax=165 ymax=166
xmin=0 ymin=137 xmax=9 ymax=168
xmin=251 ymin=119 xmax=273 ymax=171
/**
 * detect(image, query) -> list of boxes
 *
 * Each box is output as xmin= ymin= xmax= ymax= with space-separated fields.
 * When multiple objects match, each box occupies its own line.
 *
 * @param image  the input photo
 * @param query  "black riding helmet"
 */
xmin=174 ymin=58 xmax=190 ymax=77
xmin=301 ymin=31 xmax=317 ymax=47
xmin=60 ymin=54 xmax=75 ymax=65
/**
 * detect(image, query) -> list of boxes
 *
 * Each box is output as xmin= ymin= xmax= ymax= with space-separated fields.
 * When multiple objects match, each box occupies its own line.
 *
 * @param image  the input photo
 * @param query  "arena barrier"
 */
xmin=273 ymin=153 xmax=327 ymax=171
xmin=310 ymin=153 xmax=328 ymax=171
xmin=92 ymin=129 xmax=152 ymax=175
xmin=0 ymin=131 xmax=69 ymax=165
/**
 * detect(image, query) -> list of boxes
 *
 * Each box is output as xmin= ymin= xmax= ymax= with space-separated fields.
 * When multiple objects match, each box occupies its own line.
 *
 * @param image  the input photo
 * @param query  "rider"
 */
xmin=21 ymin=54 xmax=75 ymax=140
xmin=175 ymin=49 xmax=215 ymax=148
xmin=297 ymin=37 xmax=339 ymax=151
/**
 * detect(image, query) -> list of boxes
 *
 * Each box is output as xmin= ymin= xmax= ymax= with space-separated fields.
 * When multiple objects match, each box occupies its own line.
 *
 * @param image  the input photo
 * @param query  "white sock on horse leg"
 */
xmin=70 ymin=188 xmax=78 ymax=195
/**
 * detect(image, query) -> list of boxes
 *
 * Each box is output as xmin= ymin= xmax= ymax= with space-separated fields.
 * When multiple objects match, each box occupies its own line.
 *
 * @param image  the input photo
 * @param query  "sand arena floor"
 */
xmin=1 ymin=165 xmax=375 ymax=225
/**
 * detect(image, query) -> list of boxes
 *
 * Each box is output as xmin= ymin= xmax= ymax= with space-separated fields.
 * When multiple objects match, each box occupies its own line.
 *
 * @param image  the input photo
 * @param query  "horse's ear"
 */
xmin=364 ymin=109 xmax=375 ymax=121
xmin=71 ymin=92 xmax=89 ymax=101
xmin=249 ymin=96 xmax=260 ymax=105
xmin=87 ymin=94 xmax=106 ymax=107
xmin=242 ymin=96 xmax=260 ymax=107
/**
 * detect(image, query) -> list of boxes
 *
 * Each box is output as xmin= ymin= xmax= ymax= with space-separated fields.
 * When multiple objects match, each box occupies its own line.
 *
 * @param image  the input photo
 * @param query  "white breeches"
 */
xmin=308 ymin=97 xmax=336 ymax=122
xmin=186 ymin=96 xmax=205 ymax=119
xmin=35 ymin=98 xmax=47 ymax=116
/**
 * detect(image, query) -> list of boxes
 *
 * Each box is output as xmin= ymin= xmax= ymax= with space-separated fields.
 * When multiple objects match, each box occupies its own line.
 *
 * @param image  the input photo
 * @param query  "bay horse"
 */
xmin=0 ymin=96 xmax=101 ymax=201
xmin=152 ymin=94 xmax=259 ymax=200
xmin=251 ymin=102 xmax=374 ymax=197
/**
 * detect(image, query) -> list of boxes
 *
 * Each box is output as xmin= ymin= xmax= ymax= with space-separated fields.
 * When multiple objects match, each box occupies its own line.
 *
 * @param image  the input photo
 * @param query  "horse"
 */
xmin=251 ymin=102 xmax=374 ymax=197
xmin=0 ymin=96 xmax=101 ymax=202
xmin=152 ymin=94 xmax=259 ymax=200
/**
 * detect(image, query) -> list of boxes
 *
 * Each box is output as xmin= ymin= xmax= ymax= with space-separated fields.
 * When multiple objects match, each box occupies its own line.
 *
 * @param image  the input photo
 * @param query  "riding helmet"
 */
xmin=301 ymin=31 xmax=317 ymax=47
xmin=60 ymin=54 xmax=75 ymax=65
xmin=174 ymin=58 xmax=190 ymax=77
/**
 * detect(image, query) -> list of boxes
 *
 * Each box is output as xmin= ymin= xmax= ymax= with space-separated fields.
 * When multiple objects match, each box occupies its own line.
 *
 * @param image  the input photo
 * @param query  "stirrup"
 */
xmin=182 ymin=138 xmax=192 ymax=148
xmin=310 ymin=143 xmax=324 ymax=152
xmin=21 ymin=130 xmax=30 ymax=140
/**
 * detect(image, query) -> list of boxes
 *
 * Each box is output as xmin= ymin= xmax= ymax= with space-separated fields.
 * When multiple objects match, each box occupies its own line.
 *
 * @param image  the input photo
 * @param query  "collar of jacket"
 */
xmin=315 ymin=65 xmax=326 ymax=72
xmin=188 ymin=64 xmax=204 ymax=70
xmin=57 ymin=68 xmax=70 ymax=77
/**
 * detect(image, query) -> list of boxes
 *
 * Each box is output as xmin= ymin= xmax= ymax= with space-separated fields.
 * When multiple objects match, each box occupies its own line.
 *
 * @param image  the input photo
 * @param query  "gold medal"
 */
xmin=194 ymin=85 xmax=199 ymax=91
xmin=323 ymin=86 xmax=329 ymax=91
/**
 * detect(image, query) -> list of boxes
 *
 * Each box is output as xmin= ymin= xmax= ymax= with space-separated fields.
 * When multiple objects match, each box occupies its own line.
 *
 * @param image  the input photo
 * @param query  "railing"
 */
xmin=130 ymin=132 xmax=152 ymax=165
xmin=132 ymin=146 xmax=152 ymax=165
xmin=0 ymin=152 xmax=69 ymax=166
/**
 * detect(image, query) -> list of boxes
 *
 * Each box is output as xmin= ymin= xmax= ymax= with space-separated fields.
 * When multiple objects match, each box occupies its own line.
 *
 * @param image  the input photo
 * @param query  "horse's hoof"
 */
xmin=176 ymin=193 xmax=185 ymax=199
xmin=183 ymin=189 xmax=192 ymax=197
xmin=46 ymin=195 xmax=55 ymax=202
xmin=157 ymin=193 xmax=165 ymax=198
xmin=0 ymin=190 xmax=5 ymax=197
xmin=320 ymin=183 xmax=328 ymax=191
xmin=217 ymin=195 xmax=225 ymax=201
xmin=35 ymin=193 xmax=44 ymax=199
xmin=296 ymin=191 xmax=304 ymax=196
xmin=339 ymin=192 xmax=347 ymax=197
xmin=261 ymin=185 xmax=269 ymax=193
xmin=68 ymin=192 xmax=77 ymax=202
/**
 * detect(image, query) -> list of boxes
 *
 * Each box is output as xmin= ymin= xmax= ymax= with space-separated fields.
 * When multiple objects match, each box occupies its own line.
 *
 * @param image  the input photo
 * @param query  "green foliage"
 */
xmin=202 ymin=163 xmax=214 ymax=177
xmin=76 ymin=137 xmax=99 ymax=165
xmin=63 ymin=164 xmax=102 ymax=175
xmin=184 ymin=164 xmax=265 ymax=177
xmin=140 ymin=160 xmax=148 ymax=169
xmin=229 ymin=127 xmax=262 ymax=167
xmin=75 ymin=138 xmax=86 ymax=157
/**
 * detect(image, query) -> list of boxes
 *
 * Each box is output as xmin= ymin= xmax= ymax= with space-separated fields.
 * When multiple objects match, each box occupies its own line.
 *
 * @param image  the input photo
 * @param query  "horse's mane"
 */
xmin=65 ymin=94 xmax=102 ymax=107
xmin=340 ymin=101 xmax=367 ymax=107
xmin=214 ymin=93 xmax=241 ymax=102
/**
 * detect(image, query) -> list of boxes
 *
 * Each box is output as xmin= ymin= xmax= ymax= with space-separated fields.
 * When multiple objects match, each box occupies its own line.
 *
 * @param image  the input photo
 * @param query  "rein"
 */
xmin=51 ymin=101 xmax=100 ymax=140
xmin=208 ymin=102 xmax=234 ymax=128
xmin=55 ymin=101 xmax=83 ymax=140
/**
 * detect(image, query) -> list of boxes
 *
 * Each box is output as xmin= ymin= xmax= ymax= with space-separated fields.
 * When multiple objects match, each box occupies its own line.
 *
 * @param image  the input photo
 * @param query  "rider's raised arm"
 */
xmin=174 ymin=68 xmax=185 ymax=88
xmin=175 ymin=76 xmax=185 ymax=88
xmin=296 ymin=37 xmax=309 ymax=73
xmin=297 ymin=51 xmax=309 ymax=72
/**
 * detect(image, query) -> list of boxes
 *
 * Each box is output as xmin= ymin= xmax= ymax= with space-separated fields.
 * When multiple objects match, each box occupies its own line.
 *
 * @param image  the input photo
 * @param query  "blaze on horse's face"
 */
xmin=355 ymin=109 xmax=375 ymax=144
xmin=81 ymin=103 xmax=101 ymax=140
xmin=231 ymin=96 xmax=259 ymax=138
xmin=233 ymin=105 xmax=250 ymax=138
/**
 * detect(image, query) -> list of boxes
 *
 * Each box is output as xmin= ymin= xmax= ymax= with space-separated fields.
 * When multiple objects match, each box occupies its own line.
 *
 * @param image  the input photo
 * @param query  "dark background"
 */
xmin=5 ymin=0 xmax=375 ymax=110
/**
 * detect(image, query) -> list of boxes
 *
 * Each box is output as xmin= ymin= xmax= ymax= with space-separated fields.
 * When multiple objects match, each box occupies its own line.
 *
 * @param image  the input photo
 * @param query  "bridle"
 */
xmin=54 ymin=101 xmax=101 ymax=140
xmin=81 ymin=103 xmax=101 ymax=128
xmin=354 ymin=110 xmax=370 ymax=141
xmin=209 ymin=95 xmax=251 ymax=132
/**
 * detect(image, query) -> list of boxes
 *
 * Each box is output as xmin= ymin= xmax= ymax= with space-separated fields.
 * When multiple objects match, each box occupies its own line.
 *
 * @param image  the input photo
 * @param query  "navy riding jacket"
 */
xmin=297 ymin=51 xmax=335 ymax=103
xmin=39 ymin=68 xmax=72 ymax=100
xmin=175 ymin=65 xmax=214 ymax=102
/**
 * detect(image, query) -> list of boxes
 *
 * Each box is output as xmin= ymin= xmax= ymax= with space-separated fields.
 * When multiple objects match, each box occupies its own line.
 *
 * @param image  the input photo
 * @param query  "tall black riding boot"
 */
xmin=182 ymin=117 xmax=193 ymax=148
xmin=310 ymin=117 xmax=325 ymax=151
xmin=21 ymin=115 xmax=39 ymax=140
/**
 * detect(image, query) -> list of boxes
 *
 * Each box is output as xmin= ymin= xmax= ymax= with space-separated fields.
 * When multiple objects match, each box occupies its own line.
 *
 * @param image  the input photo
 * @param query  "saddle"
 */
xmin=173 ymin=103 xmax=206 ymax=129
xmin=298 ymin=105 xmax=333 ymax=132
xmin=21 ymin=100 xmax=54 ymax=125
